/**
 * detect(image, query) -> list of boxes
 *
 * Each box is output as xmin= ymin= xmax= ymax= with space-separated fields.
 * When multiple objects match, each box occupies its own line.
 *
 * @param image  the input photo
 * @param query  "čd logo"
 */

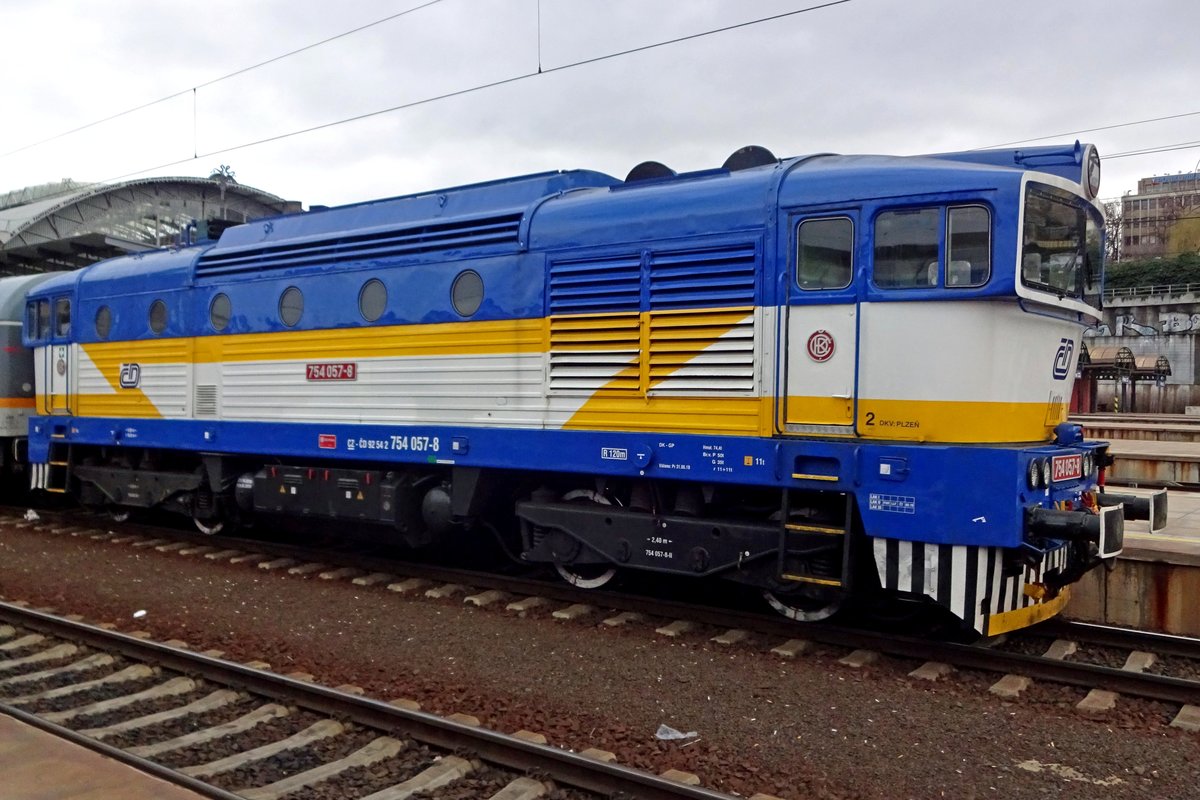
xmin=119 ymin=363 xmax=142 ymax=388
xmin=1052 ymin=339 xmax=1074 ymax=380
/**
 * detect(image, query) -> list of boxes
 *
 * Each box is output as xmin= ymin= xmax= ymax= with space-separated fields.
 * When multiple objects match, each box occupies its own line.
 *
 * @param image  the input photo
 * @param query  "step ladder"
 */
xmin=776 ymin=489 xmax=853 ymax=590
xmin=43 ymin=437 xmax=71 ymax=494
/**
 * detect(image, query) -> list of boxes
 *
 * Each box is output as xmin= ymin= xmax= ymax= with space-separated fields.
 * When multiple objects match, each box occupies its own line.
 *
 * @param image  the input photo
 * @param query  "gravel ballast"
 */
xmin=1 ymin=523 xmax=1198 ymax=799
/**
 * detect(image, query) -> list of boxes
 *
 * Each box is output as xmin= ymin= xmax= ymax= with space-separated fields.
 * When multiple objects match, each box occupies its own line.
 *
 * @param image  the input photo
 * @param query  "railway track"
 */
xmin=6 ymin=508 xmax=1200 ymax=728
xmin=0 ymin=602 xmax=743 ymax=800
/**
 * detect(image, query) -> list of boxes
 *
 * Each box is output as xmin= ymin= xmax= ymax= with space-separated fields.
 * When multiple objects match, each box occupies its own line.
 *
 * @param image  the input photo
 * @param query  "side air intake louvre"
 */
xmin=648 ymin=310 xmax=756 ymax=394
xmin=649 ymin=243 xmax=757 ymax=309
xmin=546 ymin=240 xmax=759 ymax=395
xmin=196 ymin=213 xmax=523 ymax=277
xmin=548 ymin=254 xmax=641 ymax=314
xmin=548 ymin=313 xmax=640 ymax=392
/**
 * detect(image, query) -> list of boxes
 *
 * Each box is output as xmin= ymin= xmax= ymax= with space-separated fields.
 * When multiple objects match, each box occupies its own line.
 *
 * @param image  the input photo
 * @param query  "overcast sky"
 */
xmin=2 ymin=0 xmax=1199 ymax=209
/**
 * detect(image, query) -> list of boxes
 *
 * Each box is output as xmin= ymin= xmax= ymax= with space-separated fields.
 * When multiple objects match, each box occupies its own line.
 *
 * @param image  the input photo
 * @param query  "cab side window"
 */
xmin=874 ymin=209 xmax=939 ymax=288
xmin=797 ymin=217 xmax=853 ymax=290
xmin=36 ymin=299 xmax=50 ymax=340
xmin=54 ymin=298 xmax=71 ymax=337
xmin=947 ymin=206 xmax=991 ymax=287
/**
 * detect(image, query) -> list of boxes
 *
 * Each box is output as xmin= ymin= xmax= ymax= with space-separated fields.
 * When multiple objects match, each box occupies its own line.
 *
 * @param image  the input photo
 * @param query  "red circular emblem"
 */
xmin=806 ymin=330 xmax=835 ymax=362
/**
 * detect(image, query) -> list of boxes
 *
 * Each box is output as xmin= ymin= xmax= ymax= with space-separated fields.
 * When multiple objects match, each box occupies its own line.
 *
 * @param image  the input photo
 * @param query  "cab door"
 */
xmin=780 ymin=212 xmax=859 ymax=433
xmin=44 ymin=296 xmax=73 ymax=415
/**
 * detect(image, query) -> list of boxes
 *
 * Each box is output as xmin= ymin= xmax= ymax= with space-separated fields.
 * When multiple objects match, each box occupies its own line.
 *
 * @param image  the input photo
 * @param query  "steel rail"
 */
xmin=0 ymin=602 xmax=738 ymax=800
xmin=727 ymin=617 xmax=1200 ymax=705
xmin=714 ymin=616 xmax=1200 ymax=706
xmin=1040 ymin=619 xmax=1200 ymax=660
xmin=11 ymin=512 xmax=1200 ymax=705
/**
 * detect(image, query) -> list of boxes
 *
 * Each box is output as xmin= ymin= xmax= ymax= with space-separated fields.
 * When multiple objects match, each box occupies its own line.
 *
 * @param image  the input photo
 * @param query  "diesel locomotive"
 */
xmin=21 ymin=143 xmax=1164 ymax=636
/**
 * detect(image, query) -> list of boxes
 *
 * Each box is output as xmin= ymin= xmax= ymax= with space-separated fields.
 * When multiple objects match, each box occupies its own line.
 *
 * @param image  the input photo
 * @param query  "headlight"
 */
xmin=1041 ymin=459 xmax=1053 ymax=488
xmin=1082 ymin=452 xmax=1094 ymax=477
xmin=1028 ymin=458 xmax=1043 ymax=489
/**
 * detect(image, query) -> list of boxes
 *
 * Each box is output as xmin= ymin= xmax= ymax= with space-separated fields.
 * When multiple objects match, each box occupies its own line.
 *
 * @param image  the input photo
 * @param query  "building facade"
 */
xmin=1121 ymin=172 xmax=1200 ymax=260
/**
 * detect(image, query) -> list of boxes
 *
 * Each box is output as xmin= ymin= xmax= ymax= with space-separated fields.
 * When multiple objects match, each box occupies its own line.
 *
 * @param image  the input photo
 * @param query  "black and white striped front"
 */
xmin=872 ymin=538 xmax=1072 ymax=636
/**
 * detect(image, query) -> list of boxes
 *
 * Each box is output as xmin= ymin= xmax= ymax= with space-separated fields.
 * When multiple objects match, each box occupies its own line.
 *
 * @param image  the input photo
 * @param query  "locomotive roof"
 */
xmin=0 ymin=272 xmax=70 ymax=320
xmin=33 ymin=244 xmax=210 ymax=299
xmin=26 ymin=144 xmax=1095 ymax=301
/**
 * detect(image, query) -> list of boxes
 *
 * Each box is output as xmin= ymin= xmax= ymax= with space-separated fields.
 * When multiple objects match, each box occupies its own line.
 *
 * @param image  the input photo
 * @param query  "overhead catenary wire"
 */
xmin=20 ymin=0 xmax=1196 ymax=188
xmin=96 ymin=0 xmax=854 ymax=184
xmin=1106 ymin=140 xmax=1200 ymax=160
xmin=977 ymin=108 xmax=1200 ymax=151
xmin=0 ymin=0 xmax=447 ymax=161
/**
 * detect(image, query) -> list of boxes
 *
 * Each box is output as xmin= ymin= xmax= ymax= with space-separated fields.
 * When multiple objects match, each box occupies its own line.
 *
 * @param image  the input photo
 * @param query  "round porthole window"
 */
xmin=209 ymin=293 xmax=232 ymax=332
xmin=95 ymin=305 xmax=112 ymax=339
xmin=279 ymin=286 xmax=303 ymax=327
xmin=358 ymin=279 xmax=387 ymax=322
xmin=148 ymin=299 xmax=168 ymax=334
xmin=451 ymin=270 xmax=483 ymax=317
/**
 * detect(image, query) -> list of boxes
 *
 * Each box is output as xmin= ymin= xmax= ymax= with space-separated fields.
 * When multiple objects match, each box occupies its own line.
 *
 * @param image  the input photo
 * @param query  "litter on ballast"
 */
xmin=655 ymin=724 xmax=699 ymax=740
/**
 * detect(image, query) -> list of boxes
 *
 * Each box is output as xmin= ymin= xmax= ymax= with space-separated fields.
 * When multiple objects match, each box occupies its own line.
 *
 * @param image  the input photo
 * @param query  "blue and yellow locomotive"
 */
xmin=23 ymin=143 xmax=1158 ymax=635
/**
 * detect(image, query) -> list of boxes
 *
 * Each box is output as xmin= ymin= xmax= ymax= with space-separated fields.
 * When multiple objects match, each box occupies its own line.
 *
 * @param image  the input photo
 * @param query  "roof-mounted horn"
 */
xmin=722 ymin=145 xmax=777 ymax=172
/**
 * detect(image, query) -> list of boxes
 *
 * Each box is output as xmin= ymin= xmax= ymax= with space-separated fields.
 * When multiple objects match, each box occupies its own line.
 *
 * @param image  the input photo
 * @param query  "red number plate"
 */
xmin=306 ymin=362 xmax=357 ymax=381
xmin=1051 ymin=454 xmax=1082 ymax=483
xmin=317 ymin=434 xmax=337 ymax=449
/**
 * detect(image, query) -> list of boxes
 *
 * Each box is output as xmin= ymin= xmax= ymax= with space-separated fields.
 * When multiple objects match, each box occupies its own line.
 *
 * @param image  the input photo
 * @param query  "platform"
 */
xmin=1067 ymin=487 xmax=1200 ymax=635
xmin=1103 ymin=438 xmax=1200 ymax=484
xmin=0 ymin=711 xmax=210 ymax=800
xmin=1055 ymin=416 xmax=1200 ymax=632
xmin=1080 ymin=421 xmax=1200 ymax=444
xmin=1120 ymin=488 xmax=1200 ymax=565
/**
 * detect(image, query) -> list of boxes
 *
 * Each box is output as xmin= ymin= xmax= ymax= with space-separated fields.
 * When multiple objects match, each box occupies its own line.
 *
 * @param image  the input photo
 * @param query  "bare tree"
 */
xmin=1154 ymin=194 xmax=1182 ymax=253
xmin=1102 ymin=198 xmax=1123 ymax=263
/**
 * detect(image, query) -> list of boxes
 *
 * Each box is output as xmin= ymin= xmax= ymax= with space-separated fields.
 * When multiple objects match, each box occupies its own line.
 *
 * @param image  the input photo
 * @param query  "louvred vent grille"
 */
xmin=194 ymin=385 xmax=218 ymax=416
xmin=649 ymin=243 xmax=757 ymax=309
xmin=196 ymin=213 xmax=522 ymax=277
xmin=548 ymin=313 xmax=639 ymax=392
xmin=548 ymin=253 xmax=641 ymax=314
xmin=648 ymin=309 xmax=755 ymax=393
xmin=546 ymin=241 xmax=759 ymax=395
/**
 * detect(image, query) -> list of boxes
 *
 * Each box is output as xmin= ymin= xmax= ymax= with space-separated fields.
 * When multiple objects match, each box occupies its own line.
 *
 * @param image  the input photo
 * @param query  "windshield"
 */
xmin=1020 ymin=183 xmax=1102 ymax=308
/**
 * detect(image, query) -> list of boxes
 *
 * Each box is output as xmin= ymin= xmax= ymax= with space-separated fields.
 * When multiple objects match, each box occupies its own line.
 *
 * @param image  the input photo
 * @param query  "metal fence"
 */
xmin=1105 ymin=282 xmax=1200 ymax=299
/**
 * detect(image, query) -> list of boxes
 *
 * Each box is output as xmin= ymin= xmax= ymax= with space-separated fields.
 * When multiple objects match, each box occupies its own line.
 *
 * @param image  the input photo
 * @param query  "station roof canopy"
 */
xmin=0 ymin=177 xmax=300 ymax=275
xmin=1079 ymin=343 xmax=1171 ymax=380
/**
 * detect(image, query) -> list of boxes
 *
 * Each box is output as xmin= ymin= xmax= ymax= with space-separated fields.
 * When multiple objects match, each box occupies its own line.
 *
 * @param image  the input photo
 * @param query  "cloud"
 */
xmin=3 ymin=0 xmax=1200 ymax=205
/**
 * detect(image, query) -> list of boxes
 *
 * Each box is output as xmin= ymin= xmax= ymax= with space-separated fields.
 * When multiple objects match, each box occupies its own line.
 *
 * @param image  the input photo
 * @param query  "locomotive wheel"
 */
xmin=554 ymin=562 xmax=617 ymax=589
xmin=763 ymin=583 xmax=843 ymax=622
xmin=193 ymin=515 xmax=225 ymax=535
xmin=107 ymin=507 xmax=131 ymax=523
xmin=552 ymin=488 xmax=617 ymax=590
